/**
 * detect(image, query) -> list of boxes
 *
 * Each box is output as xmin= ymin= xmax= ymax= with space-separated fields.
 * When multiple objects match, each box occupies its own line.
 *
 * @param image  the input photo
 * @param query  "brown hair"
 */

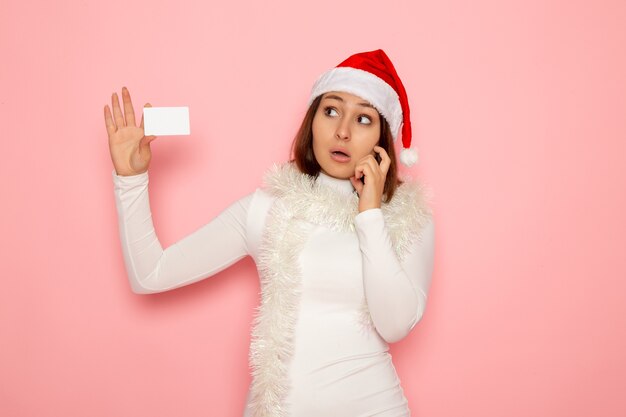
xmin=289 ymin=94 xmax=402 ymax=202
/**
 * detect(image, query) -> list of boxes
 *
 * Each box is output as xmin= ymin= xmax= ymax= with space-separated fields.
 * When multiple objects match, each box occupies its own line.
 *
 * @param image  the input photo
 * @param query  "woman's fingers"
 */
xmin=363 ymin=156 xmax=379 ymax=182
xmin=354 ymin=160 xmax=374 ymax=186
xmin=349 ymin=176 xmax=364 ymax=194
xmin=111 ymin=92 xmax=125 ymax=128
xmin=374 ymin=146 xmax=391 ymax=176
xmin=354 ymin=156 xmax=376 ymax=181
xmin=122 ymin=87 xmax=136 ymax=127
xmin=354 ymin=162 xmax=365 ymax=180
xmin=104 ymin=105 xmax=116 ymax=137
xmin=361 ymin=156 xmax=380 ymax=183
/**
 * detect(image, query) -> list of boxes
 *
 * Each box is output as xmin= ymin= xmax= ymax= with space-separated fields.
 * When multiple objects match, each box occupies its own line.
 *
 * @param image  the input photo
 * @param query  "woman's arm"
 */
xmin=354 ymin=209 xmax=435 ymax=343
xmin=112 ymin=169 xmax=253 ymax=294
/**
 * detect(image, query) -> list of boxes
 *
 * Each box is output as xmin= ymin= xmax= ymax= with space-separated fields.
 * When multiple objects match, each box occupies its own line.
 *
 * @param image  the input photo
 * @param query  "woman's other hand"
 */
xmin=104 ymin=86 xmax=157 ymax=176
xmin=349 ymin=145 xmax=391 ymax=212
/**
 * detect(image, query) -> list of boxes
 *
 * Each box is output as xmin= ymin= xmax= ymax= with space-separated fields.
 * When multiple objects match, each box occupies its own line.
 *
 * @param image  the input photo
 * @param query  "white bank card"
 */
xmin=143 ymin=106 xmax=190 ymax=136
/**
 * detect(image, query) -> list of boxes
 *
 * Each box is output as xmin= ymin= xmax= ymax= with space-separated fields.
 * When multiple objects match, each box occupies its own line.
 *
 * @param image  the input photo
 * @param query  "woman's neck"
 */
xmin=316 ymin=170 xmax=356 ymax=195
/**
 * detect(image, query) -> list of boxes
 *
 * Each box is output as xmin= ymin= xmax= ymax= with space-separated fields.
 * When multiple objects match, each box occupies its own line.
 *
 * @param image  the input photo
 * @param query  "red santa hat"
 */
xmin=308 ymin=49 xmax=418 ymax=167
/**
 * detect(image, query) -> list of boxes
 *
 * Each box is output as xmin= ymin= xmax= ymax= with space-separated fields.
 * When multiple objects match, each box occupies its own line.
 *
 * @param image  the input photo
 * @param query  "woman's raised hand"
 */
xmin=349 ymin=146 xmax=391 ymax=213
xmin=104 ymin=87 xmax=157 ymax=176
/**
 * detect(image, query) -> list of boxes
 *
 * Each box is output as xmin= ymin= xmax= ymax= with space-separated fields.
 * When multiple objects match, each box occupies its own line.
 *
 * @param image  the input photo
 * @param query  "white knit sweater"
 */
xmin=112 ymin=162 xmax=435 ymax=416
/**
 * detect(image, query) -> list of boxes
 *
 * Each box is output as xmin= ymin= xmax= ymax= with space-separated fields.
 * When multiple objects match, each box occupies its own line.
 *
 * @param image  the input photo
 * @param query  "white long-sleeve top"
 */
xmin=112 ymin=166 xmax=435 ymax=416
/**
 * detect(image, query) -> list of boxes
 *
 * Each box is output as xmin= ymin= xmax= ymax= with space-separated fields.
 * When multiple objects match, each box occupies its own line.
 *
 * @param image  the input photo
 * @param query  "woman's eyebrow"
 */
xmin=323 ymin=94 xmax=375 ymax=108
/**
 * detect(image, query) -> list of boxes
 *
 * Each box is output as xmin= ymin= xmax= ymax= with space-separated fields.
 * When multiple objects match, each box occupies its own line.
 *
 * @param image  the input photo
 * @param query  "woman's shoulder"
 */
xmin=258 ymin=160 xmax=311 ymax=198
xmin=381 ymin=175 xmax=434 ymax=253
xmin=249 ymin=186 xmax=277 ymax=208
xmin=387 ymin=175 xmax=433 ymax=214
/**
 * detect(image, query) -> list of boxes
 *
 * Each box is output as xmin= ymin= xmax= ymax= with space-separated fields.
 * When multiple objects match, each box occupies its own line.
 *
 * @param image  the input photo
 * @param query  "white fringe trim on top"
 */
xmin=308 ymin=67 xmax=403 ymax=141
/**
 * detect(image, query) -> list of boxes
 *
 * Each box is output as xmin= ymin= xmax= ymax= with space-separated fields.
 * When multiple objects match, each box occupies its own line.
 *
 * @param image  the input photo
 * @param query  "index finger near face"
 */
xmin=122 ymin=87 xmax=136 ymax=127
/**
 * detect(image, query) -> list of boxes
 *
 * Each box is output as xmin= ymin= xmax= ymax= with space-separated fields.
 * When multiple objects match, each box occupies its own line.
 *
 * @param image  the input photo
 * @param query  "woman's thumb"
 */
xmin=140 ymin=103 xmax=152 ymax=130
xmin=140 ymin=103 xmax=157 ymax=146
xmin=140 ymin=134 xmax=157 ymax=148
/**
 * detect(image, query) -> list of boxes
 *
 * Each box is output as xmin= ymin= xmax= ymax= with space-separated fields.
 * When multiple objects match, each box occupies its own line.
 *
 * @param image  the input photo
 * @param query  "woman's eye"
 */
xmin=358 ymin=115 xmax=372 ymax=125
xmin=324 ymin=107 xmax=338 ymax=117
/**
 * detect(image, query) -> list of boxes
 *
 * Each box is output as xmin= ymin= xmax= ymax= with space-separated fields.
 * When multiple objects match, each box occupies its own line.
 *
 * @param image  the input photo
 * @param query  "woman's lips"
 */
xmin=330 ymin=150 xmax=351 ymax=163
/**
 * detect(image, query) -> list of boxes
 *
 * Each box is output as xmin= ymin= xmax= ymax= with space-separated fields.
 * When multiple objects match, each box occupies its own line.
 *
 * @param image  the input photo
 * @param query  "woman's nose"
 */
xmin=335 ymin=118 xmax=350 ymax=140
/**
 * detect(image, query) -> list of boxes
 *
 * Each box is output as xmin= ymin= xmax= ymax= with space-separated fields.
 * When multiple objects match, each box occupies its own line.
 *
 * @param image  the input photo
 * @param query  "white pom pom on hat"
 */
xmin=308 ymin=49 xmax=419 ymax=167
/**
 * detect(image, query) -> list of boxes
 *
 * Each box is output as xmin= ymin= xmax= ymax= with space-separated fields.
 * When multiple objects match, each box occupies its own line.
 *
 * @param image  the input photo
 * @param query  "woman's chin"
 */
xmin=320 ymin=163 xmax=353 ymax=179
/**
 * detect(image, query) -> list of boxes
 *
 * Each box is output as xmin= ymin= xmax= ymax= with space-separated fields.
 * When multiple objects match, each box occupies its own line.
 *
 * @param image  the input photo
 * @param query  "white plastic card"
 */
xmin=143 ymin=106 xmax=190 ymax=136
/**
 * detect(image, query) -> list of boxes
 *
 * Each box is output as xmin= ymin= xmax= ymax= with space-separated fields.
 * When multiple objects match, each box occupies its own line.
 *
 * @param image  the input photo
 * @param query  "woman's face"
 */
xmin=312 ymin=91 xmax=381 ymax=180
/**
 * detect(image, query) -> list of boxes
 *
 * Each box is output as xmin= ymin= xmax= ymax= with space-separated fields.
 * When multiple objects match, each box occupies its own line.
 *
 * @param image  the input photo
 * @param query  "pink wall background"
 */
xmin=2 ymin=0 xmax=625 ymax=416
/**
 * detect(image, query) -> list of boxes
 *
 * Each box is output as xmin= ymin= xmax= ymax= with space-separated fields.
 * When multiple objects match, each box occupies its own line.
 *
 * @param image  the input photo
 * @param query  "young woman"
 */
xmin=105 ymin=49 xmax=435 ymax=417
